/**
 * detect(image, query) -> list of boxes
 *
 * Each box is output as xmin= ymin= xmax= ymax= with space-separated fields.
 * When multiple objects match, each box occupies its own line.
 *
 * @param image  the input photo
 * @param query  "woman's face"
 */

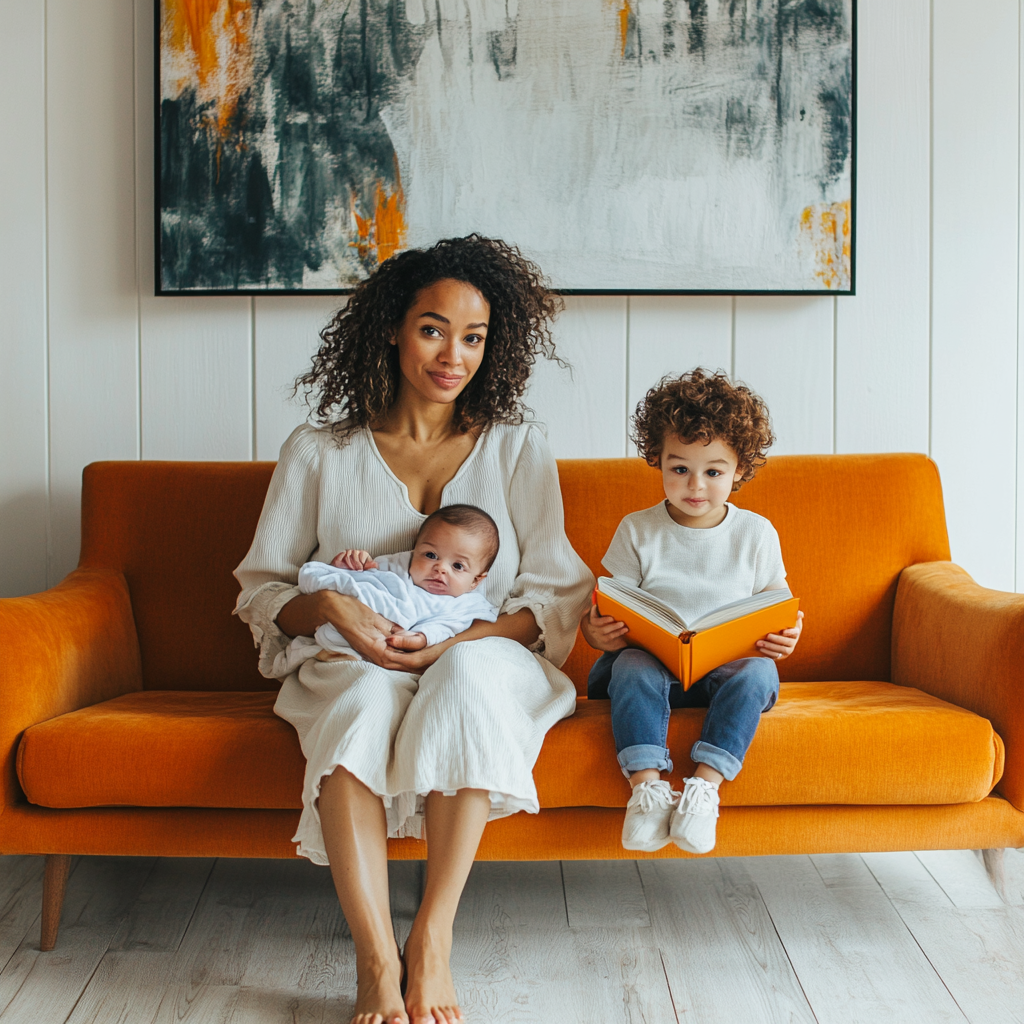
xmin=391 ymin=278 xmax=490 ymax=407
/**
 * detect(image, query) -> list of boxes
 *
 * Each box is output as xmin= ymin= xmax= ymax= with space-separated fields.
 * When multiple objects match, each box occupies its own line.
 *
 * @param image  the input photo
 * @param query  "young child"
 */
xmin=582 ymin=370 xmax=803 ymax=854
xmin=274 ymin=504 xmax=500 ymax=675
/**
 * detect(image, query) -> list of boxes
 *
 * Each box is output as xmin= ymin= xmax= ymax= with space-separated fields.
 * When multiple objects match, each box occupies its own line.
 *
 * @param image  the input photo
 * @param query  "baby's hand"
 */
xmin=386 ymin=630 xmax=428 ymax=651
xmin=580 ymin=604 xmax=629 ymax=652
xmin=757 ymin=610 xmax=805 ymax=662
xmin=330 ymin=549 xmax=379 ymax=571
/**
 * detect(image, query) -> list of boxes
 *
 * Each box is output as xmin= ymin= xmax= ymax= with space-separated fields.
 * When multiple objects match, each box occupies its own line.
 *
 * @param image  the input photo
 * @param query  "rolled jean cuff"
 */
xmin=617 ymin=744 xmax=674 ymax=778
xmin=690 ymin=741 xmax=743 ymax=781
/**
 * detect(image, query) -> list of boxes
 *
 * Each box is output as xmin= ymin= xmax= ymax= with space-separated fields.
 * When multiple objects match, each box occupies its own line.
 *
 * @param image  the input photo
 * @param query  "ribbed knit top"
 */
xmin=234 ymin=422 xmax=594 ymax=669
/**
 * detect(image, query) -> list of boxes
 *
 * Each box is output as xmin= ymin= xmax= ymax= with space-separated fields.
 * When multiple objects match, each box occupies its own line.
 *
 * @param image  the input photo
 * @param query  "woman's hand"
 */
xmin=580 ymin=604 xmax=629 ymax=652
xmin=276 ymin=591 xmax=397 ymax=664
xmin=756 ymin=610 xmax=804 ymax=662
xmin=376 ymin=608 xmax=543 ymax=673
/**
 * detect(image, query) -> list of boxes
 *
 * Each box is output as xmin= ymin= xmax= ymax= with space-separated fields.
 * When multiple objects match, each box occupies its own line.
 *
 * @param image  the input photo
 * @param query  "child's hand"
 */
xmin=330 ymin=549 xmax=379 ymax=571
xmin=580 ymin=604 xmax=629 ymax=652
xmin=756 ymin=610 xmax=804 ymax=662
xmin=386 ymin=630 xmax=428 ymax=651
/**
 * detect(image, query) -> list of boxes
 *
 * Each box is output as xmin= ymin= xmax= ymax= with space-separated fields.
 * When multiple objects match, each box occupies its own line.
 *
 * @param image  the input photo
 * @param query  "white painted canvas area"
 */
xmin=382 ymin=0 xmax=853 ymax=292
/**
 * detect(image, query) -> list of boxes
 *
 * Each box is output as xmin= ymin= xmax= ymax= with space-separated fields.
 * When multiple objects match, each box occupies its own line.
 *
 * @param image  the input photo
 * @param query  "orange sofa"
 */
xmin=2 ymin=453 xmax=1023 ymax=950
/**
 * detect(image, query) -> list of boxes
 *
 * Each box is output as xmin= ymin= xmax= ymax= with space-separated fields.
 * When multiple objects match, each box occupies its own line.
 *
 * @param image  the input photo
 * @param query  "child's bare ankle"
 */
xmin=629 ymin=769 xmax=663 ymax=788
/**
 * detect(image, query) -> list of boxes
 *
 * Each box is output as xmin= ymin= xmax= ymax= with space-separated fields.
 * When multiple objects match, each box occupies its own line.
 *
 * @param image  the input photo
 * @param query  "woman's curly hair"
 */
xmin=631 ymin=369 xmax=775 ymax=489
xmin=296 ymin=235 xmax=564 ymax=435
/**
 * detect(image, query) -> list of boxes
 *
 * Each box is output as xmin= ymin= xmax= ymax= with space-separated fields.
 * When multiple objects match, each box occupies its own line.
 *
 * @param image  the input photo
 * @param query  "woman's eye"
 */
xmin=422 ymin=326 xmax=441 ymax=338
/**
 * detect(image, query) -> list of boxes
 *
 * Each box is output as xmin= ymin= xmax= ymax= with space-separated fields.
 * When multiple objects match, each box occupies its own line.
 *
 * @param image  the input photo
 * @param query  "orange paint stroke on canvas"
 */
xmin=603 ymin=0 xmax=632 ymax=58
xmin=351 ymin=180 xmax=408 ymax=265
xmin=618 ymin=1 xmax=632 ymax=57
xmin=799 ymin=200 xmax=851 ymax=290
xmin=163 ymin=0 xmax=253 ymax=135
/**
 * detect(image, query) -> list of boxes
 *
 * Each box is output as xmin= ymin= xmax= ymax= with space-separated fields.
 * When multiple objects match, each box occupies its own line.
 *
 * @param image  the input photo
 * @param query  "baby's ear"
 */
xmin=470 ymin=572 xmax=488 ymax=590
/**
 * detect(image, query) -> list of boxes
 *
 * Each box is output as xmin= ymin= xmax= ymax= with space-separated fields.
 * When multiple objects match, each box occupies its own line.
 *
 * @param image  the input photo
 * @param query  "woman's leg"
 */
xmin=403 ymin=788 xmax=490 ymax=1024
xmin=320 ymin=767 xmax=407 ymax=1024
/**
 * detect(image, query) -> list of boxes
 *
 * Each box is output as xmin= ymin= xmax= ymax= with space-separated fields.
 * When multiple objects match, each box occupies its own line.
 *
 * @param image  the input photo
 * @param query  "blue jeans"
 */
xmin=588 ymin=648 xmax=779 ymax=781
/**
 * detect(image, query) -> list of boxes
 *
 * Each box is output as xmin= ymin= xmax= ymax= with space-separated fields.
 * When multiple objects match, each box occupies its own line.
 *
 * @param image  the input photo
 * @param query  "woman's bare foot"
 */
xmin=351 ymin=950 xmax=408 ymax=1024
xmin=403 ymin=925 xmax=463 ymax=1024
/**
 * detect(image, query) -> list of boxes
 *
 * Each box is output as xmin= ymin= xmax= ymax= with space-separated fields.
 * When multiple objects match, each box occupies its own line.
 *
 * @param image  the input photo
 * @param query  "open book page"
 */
xmin=596 ymin=577 xmax=793 ymax=635
xmin=689 ymin=587 xmax=793 ymax=631
xmin=596 ymin=577 xmax=685 ymax=633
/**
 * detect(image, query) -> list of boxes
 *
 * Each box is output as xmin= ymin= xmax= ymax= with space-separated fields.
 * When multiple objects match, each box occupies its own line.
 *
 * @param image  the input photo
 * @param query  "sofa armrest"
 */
xmin=892 ymin=562 xmax=1024 ymax=810
xmin=0 ymin=568 xmax=142 ymax=820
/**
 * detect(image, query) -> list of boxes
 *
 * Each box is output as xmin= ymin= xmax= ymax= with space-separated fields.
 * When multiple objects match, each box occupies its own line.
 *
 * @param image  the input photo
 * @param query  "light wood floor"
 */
xmin=0 ymin=848 xmax=1021 ymax=1023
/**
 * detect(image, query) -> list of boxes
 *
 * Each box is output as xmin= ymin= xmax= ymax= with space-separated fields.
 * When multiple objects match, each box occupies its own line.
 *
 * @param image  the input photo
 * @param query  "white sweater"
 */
xmin=602 ymin=500 xmax=787 ymax=625
xmin=234 ymin=422 xmax=594 ymax=674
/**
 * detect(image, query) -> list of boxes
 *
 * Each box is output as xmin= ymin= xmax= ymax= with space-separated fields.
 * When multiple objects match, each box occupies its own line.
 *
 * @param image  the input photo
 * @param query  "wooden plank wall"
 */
xmin=0 ymin=0 xmax=1020 ymax=597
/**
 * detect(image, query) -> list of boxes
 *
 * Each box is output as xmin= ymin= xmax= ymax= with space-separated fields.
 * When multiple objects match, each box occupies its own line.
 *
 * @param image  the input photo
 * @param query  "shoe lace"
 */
xmin=634 ymin=781 xmax=674 ymax=813
xmin=683 ymin=780 xmax=719 ymax=815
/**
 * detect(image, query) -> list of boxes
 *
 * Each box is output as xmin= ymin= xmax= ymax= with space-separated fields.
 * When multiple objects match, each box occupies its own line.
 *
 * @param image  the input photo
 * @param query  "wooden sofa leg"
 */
xmin=40 ymin=854 xmax=71 ymax=952
xmin=982 ymin=848 xmax=1006 ymax=901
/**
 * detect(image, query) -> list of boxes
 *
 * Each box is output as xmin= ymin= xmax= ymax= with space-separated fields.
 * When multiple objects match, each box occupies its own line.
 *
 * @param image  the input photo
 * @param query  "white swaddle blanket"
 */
xmin=273 ymin=551 xmax=499 ymax=676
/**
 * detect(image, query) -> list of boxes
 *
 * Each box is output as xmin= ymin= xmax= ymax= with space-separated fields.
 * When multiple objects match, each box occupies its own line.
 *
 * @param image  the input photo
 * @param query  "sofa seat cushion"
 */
xmin=17 ymin=682 xmax=1004 ymax=811
xmin=536 ymin=680 xmax=1004 ymax=808
xmin=18 ymin=691 xmax=304 ymax=810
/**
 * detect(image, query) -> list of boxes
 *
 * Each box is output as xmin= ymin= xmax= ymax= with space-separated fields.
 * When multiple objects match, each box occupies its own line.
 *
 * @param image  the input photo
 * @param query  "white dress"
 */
xmin=233 ymin=422 xmax=594 ymax=863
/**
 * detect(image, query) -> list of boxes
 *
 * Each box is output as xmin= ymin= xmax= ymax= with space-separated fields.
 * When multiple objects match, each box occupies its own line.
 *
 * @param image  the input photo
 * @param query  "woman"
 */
xmin=234 ymin=235 xmax=593 ymax=1024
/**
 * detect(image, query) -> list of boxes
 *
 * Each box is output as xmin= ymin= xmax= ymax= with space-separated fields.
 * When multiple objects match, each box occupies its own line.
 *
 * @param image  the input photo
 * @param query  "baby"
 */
xmin=274 ymin=504 xmax=500 ymax=675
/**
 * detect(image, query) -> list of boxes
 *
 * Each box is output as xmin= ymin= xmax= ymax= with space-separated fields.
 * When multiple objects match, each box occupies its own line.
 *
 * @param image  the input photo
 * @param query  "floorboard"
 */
xmin=863 ymin=851 xmax=1024 ymax=1024
xmin=64 ymin=951 xmax=173 ymax=1024
xmin=0 ymin=858 xmax=44 ymax=975
xmin=454 ymin=862 xmax=675 ymax=1023
xmin=1003 ymin=848 xmax=1024 ymax=907
xmin=0 ymin=849 xmax=1020 ymax=1024
xmin=108 ymin=859 xmax=215 ymax=954
xmin=640 ymin=858 xmax=816 ymax=1024
xmin=746 ymin=853 xmax=968 ymax=1024
xmin=0 ymin=858 xmax=155 ymax=1024
xmin=914 ymin=850 xmax=1006 ymax=909
xmin=561 ymin=861 xmax=650 ymax=929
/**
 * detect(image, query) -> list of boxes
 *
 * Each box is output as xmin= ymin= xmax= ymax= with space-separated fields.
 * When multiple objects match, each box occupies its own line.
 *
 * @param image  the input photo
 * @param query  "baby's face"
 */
xmin=409 ymin=521 xmax=490 ymax=597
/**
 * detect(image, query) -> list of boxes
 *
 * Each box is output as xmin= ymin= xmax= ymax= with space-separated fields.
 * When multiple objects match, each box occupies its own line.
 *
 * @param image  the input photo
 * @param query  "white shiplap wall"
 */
xmin=0 ymin=0 xmax=1020 ymax=597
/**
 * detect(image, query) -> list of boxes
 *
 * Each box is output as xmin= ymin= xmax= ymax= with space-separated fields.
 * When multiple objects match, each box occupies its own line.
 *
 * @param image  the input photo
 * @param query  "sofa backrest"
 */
xmin=79 ymin=453 xmax=950 ymax=693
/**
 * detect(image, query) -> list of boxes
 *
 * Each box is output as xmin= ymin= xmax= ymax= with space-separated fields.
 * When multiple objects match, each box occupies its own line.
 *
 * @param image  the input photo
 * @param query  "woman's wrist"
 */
xmin=276 ymin=590 xmax=356 ymax=640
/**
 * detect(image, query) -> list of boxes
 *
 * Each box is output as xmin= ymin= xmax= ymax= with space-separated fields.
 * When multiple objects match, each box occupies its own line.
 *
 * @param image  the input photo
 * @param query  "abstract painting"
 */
xmin=157 ymin=0 xmax=854 ymax=294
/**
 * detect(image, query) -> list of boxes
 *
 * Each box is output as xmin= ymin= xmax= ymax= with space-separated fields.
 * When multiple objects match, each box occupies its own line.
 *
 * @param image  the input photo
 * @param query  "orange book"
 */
xmin=593 ymin=577 xmax=800 ymax=689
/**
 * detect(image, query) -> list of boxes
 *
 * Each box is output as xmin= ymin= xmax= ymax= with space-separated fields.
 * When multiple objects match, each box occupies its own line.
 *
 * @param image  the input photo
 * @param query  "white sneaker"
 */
xmin=670 ymin=777 xmax=720 ymax=854
xmin=621 ymin=780 xmax=677 ymax=852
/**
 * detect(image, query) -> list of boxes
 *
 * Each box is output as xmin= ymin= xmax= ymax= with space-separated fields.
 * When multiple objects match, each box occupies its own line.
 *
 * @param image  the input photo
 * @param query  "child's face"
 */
xmin=409 ymin=521 xmax=490 ymax=596
xmin=660 ymin=434 xmax=744 ymax=529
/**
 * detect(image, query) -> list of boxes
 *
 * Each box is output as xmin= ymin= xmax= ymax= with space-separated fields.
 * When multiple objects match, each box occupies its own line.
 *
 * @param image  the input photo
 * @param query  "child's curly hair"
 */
xmin=631 ymin=369 xmax=774 ymax=489
xmin=296 ymin=234 xmax=564 ymax=436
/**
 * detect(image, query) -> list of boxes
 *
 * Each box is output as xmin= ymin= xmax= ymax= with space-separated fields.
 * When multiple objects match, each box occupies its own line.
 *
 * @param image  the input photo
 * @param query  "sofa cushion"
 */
xmin=17 ymin=682 xmax=1003 ymax=811
xmin=18 ymin=692 xmax=304 ymax=810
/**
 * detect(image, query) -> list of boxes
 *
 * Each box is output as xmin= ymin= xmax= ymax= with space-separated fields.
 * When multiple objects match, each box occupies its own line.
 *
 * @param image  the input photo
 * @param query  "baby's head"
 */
xmin=631 ymin=369 xmax=774 ymax=525
xmin=409 ymin=504 xmax=500 ymax=597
